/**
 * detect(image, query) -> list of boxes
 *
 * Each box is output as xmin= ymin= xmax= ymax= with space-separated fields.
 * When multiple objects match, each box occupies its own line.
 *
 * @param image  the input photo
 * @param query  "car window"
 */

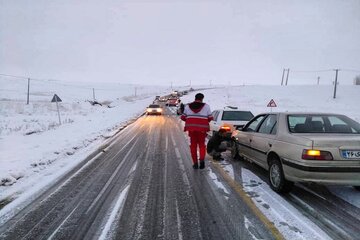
xmin=328 ymin=116 xmax=347 ymax=125
xmin=258 ymin=115 xmax=277 ymax=135
xmin=328 ymin=116 xmax=360 ymax=133
xmin=289 ymin=114 xmax=360 ymax=133
xmin=243 ymin=115 xmax=266 ymax=132
xmin=149 ymin=104 xmax=160 ymax=108
xmin=221 ymin=111 xmax=254 ymax=121
xmin=288 ymin=116 xmax=306 ymax=130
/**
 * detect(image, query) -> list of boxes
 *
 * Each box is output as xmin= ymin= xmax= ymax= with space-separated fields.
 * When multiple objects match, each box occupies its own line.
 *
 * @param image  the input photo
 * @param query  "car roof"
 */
xmin=214 ymin=109 xmax=252 ymax=112
xmin=257 ymin=112 xmax=345 ymax=116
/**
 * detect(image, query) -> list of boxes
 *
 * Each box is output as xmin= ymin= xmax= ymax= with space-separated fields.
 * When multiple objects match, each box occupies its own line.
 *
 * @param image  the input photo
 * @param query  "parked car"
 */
xmin=146 ymin=104 xmax=163 ymax=115
xmin=166 ymin=97 xmax=179 ymax=106
xmin=231 ymin=112 xmax=360 ymax=193
xmin=209 ymin=107 xmax=254 ymax=135
xmin=158 ymin=96 xmax=167 ymax=102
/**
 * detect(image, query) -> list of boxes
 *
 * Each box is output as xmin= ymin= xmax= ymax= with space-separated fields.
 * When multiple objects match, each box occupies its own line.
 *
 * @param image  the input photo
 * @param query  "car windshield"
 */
xmin=288 ymin=114 xmax=360 ymax=133
xmin=148 ymin=104 xmax=160 ymax=108
xmin=222 ymin=111 xmax=254 ymax=121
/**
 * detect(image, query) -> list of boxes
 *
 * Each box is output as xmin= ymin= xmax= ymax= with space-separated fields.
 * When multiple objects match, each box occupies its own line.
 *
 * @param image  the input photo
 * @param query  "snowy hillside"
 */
xmin=1 ymin=79 xmax=359 ymax=208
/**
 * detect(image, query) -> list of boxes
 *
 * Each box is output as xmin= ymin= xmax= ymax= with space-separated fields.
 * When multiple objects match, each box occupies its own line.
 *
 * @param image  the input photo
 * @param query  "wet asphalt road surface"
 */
xmin=2 ymin=106 xmax=359 ymax=239
xmin=0 ymin=108 xmax=276 ymax=240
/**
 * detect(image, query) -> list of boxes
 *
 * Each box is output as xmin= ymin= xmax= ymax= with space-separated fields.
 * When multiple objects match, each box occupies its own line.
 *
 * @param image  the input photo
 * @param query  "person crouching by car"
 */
xmin=207 ymin=129 xmax=230 ymax=160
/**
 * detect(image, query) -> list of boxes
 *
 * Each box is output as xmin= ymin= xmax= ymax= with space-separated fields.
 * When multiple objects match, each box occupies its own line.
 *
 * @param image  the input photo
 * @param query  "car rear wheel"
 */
xmin=268 ymin=157 xmax=294 ymax=193
xmin=230 ymin=141 xmax=240 ymax=160
xmin=353 ymin=186 xmax=360 ymax=191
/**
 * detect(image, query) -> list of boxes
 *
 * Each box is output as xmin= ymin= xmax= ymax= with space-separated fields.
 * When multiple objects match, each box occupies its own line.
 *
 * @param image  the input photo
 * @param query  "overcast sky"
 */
xmin=1 ymin=0 xmax=360 ymax=86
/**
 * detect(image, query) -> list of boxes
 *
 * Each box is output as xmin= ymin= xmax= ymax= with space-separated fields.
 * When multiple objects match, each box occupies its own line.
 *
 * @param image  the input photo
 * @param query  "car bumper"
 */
xmin=281 ymin=158 xmax=360 ymax=185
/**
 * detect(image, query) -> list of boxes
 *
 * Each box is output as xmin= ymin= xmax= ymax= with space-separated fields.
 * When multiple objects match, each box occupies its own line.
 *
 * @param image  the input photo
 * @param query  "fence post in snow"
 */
xmin=333 ymin=69 xmax=339 ymax=99
xmin=281 ymin=69 xmax=285 ymax=86
xmin=93 ymin=88 xmax=96 ymax=101
xmin=285 ymin=69 xmax=290 ymax=85
xmin=27 ymin=78 xmax=30 ymax=105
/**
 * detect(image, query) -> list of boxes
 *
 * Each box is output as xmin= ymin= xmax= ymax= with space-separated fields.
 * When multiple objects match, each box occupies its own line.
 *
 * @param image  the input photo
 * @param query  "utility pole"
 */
xmin=210 ymin=80 xmax=212 ymax=86
xmin=281 ymin=69 xmax=285 ymax=86
xmin=317 ymin=76 xmax=320 ymax=85
xmin=92 ymin=88 xmax=96 ymax=101
xmin=285 ymin=68 xmax=290 ymax=85
xmin=27 ymin=78 xmax=30 ymax=104
xmin=333 ymin=69 xmax=339 ymax=99
xmin=134 ymin=87 xmax=137 ymax=97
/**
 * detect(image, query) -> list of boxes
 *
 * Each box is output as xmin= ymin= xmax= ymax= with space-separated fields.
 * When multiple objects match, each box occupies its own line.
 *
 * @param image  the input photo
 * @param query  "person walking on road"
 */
xmin=181 ymin=93 xmax=213 ymax=169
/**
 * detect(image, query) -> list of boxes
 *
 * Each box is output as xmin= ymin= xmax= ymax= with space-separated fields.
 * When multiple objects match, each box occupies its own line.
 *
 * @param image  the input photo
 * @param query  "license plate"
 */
xmin=342 ymin=150 xmax=360 ymax=159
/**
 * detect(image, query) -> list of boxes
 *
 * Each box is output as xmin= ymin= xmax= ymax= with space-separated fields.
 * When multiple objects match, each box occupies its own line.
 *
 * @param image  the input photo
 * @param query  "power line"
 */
xmin=0 ymin=72 xmax=144 ymax=92
xmin=291 ymin=69 xmax=333 ymax=73
xmin=341 ymin=69 xmax=360 ymax=73
xmin=0 ymin=73 xmax=29 ymax=79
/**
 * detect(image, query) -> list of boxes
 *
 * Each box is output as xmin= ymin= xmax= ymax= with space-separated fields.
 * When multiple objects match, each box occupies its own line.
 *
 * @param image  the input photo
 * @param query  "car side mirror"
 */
xmin=235 ymin=126 xmax=243 ymax=131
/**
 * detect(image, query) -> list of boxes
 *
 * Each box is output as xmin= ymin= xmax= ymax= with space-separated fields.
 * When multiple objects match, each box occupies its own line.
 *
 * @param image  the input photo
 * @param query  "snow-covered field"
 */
xmin=1 ymin=77 xmax=359 ymax=239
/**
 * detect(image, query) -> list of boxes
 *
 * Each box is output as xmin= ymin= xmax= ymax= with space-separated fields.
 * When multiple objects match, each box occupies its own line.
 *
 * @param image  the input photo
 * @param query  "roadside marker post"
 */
xmin=51 ymin=94 xmax=62 ymax=125
xmin=267 ymin=99 xmax=277 ymax=112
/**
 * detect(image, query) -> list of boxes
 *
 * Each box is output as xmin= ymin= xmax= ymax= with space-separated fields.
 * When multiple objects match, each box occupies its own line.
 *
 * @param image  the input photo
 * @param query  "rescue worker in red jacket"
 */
xmin=181 ymin=93 xmax=213 ymax=169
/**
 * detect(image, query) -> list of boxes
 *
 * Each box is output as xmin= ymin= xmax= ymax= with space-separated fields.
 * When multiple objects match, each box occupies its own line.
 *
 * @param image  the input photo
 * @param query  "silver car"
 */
xmin=231 ymin=112 xmax=360 ymax=193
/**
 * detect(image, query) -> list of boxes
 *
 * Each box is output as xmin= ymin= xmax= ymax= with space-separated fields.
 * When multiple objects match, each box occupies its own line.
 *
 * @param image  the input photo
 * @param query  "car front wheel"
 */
xmin=268 ymin=157 xmax=294 ymax=193
xmin=353 ymin=186 xmax=360 ymax=191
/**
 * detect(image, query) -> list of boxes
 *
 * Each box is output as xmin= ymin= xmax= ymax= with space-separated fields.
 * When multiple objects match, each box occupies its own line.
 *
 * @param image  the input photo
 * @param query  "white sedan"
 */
xmin=231 ymin=112 xmax=360 ymax=193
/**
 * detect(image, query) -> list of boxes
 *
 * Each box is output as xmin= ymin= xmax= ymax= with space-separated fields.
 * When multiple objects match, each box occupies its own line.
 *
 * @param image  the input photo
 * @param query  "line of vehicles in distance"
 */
xmin=146 ymin=93 xmax=360 ymax=193
xmin=146 ymin=90 xmax=188 ymax=115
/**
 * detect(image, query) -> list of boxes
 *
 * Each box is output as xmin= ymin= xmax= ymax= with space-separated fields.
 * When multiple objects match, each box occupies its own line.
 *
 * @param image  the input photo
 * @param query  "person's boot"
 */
xmin=193 ymin=162 xmax=199 ymax=169
xmin=199 ymin=160 xmax=205 ymax=169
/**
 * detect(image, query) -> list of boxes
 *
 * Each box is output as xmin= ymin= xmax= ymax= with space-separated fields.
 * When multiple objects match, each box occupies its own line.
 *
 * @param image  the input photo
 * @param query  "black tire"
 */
xmin=268 ymin=157 xmax=294 ymax=193
xmin=353 ymin=186 xmax=360 ymax=191
xmin=231 ymin=141 xmax=240 ymax=160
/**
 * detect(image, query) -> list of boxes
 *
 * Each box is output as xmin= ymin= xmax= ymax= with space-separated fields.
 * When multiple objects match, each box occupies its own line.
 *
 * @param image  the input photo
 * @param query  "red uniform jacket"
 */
xmin=181 ymin=101 xmax=213 ymax=132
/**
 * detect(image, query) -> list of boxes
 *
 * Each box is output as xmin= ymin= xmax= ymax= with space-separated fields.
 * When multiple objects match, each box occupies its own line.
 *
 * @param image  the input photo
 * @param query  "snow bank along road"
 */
xmin=0 ymin=107 xmax=276 ymax=239
xmin=1 ymin=107 xmax=359 ymax=239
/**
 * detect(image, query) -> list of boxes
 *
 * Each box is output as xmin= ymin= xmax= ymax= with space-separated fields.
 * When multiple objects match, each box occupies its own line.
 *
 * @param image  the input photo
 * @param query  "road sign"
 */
xmin=51 ymin=94 xmax=62 ymax=102
xmin=51 ymin=94 xmax=62 ymax=125
xmin=267 ymin=99 xmax=277 ymax=107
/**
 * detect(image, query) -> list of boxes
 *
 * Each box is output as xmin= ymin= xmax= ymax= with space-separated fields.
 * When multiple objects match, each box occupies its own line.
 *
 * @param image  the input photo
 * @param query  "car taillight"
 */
xmin=302 ymin=149 xmax=333 ymax=160
xmin=220 ymin=126 xmax=231 ymax=132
